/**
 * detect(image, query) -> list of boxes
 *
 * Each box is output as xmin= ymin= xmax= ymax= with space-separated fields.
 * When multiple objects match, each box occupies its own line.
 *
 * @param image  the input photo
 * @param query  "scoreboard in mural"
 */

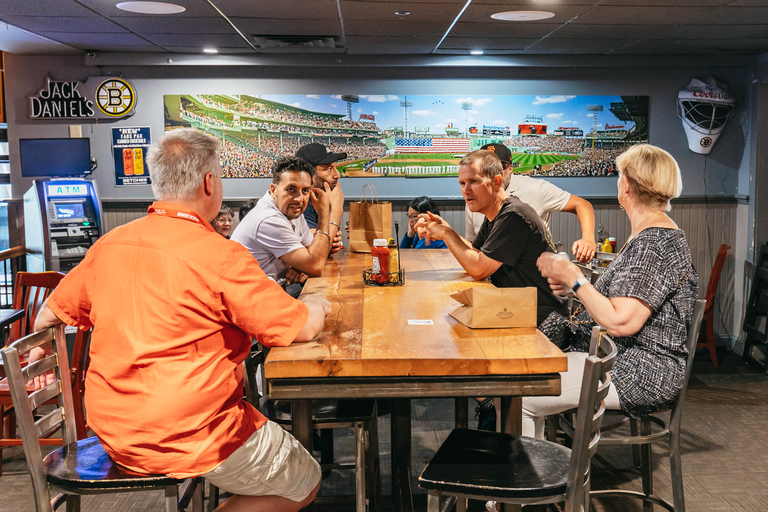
xmin=163 ymin=94 xmax=649 ymax=179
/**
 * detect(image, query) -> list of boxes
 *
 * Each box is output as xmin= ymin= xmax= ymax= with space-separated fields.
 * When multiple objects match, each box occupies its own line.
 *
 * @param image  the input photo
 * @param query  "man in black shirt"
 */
xmin=416 ymin=149 xmax=568 ymax=325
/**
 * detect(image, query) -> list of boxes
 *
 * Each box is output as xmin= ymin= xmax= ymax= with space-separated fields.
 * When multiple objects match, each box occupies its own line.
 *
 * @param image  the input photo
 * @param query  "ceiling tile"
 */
xmin=340 ymin=2 xmax=461 ymax=22
xmin=116 ymin=16 xmax=234 ymax=34
xmin=142 ymin=33 xmax=250 ymax=47
xmin=3 ymin=15 xmax=127 ymax=33
xmin=214 ymin=0 xmax=339 ymax=18
xmin=0 ymin=0 xmax=94 ymax=16
xmin=527 ymin=37 xmax=635 ymax=53
xmin=77 ymin=0 xmax=218 ymax=17
xmin=345 ymin=36 xmax=440 ymax=54
xmin=547 ymin=24 xmax=670 ymax=39
xmin=598 ymin=0 xmax=731 ymax=5
xmin=450 ymin=22 xmax=563 ymax=38
xmin=686 ymin=7 xmax=768 ymax=24
xmin=440 ymin=37 xmax=541 ymax=50
xmin=39 ymin=32 xmax=156 ymax=46
xmin=232 ymin=18 xmax=341 ymax=36
xmin=648 ymin=24 xmax=768 ymax=40
xmin=459 ymin=4 xmax=592 ymax=23
xmin=345 ymin=21 xmax=447 ymax=37
xmin=571 ymin=6 xmax=719 ymax=25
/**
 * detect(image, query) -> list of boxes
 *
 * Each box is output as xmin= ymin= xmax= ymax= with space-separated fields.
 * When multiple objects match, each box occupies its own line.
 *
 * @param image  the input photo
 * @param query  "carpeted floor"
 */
xmin=1 ymin=348 xmax=766 ymax=511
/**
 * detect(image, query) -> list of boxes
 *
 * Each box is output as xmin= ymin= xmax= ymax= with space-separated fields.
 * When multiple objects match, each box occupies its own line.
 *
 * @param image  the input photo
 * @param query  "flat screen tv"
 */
xmin=19 ymin=138 xmax=92 ymax=178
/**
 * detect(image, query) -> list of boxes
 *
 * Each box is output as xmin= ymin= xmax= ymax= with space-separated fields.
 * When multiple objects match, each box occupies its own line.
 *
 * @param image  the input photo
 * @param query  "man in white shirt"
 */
xmin=465 ymin=143 xmax=597 ymax=263
xmin=231 ymin=156 xmax=344 ymax=295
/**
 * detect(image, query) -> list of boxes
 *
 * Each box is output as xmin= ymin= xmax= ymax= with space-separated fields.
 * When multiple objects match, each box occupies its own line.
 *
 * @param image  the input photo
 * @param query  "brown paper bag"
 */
xmin=348 ymin=183 xmax=392 ymax=253
xmin=449 ymin=286 xmax=537 ymax=329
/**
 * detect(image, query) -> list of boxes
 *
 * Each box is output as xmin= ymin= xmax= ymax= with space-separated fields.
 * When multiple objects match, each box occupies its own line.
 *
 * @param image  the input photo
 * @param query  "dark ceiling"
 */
xmin=1 ymin=0 xmax=767 ymax=56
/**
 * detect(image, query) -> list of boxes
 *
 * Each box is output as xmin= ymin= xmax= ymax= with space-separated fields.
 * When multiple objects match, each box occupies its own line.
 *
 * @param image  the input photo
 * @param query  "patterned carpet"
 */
xmin=1 ymin=349 xmax=765 ymax=512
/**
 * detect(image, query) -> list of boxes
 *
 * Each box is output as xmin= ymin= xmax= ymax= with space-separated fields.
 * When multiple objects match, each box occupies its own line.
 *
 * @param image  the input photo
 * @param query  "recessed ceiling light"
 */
xmin=470 ymin=50 xmax=484 ymax=55
xmin=491 ymin=10 xmax=555 ymax=21
xmin=395 ymin=11 xmax=410 ymax=16
xmin=116 ymin=2 xmax=186 ymax=14
xmin=203 ymin=48 xmax=218 ymax=54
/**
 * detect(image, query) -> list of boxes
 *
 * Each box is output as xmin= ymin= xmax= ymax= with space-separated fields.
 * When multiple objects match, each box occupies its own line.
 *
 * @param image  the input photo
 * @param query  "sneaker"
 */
xmin=474 ymin=401 xmax=496 ymax=431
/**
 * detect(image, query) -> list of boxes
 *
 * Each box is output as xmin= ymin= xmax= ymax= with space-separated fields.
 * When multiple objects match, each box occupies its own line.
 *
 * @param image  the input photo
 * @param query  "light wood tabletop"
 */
xmin=265 ymin=249 xmax=566 ymax=381
xmin=264 ymin=249 xmax=567 ymax=512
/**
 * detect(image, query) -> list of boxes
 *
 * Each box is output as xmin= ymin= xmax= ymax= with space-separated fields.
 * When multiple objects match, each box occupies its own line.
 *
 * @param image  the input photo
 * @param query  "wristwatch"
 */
xmin=571 ymin=277 xmax=589 ymax=294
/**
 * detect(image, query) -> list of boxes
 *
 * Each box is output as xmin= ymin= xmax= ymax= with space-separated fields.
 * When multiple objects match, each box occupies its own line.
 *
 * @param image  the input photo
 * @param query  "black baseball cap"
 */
xmin=296 ymin=143 xmax=347 ymax=166
xmin=480 ymin=143 xmax=512 ymax=164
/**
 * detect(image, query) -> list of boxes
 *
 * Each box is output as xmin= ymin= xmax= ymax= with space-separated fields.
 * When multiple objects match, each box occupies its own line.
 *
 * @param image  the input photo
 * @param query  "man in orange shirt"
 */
xmin=35 ymin=128 xmax=327 ymax=512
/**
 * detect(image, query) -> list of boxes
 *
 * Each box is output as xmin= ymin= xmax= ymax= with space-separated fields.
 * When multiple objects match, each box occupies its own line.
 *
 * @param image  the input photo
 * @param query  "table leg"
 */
xmin=291 ymin=399 xmax=312 ymax=451
xmin=455 ymin=398 xmax=468 ymax=429
xmin=391 ymin=398 xmax=413 ymax=512
xmin=500 ymin=397 xmax=522 ymax=512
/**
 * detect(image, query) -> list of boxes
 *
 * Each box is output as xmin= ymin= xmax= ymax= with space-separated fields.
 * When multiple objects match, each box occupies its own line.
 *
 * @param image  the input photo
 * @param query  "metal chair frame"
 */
xmin=2 ymin=325 xmax=202 ymax=512
xmin=559 ymin=299 xmax=706 ymax=512
xmin=419 ymin=327 xmax=617 ymax=512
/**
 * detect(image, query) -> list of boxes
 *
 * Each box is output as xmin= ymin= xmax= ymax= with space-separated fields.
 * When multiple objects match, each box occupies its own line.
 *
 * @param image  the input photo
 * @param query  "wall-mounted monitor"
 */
xmin=19 ymin=138 xmax=92 ymax=178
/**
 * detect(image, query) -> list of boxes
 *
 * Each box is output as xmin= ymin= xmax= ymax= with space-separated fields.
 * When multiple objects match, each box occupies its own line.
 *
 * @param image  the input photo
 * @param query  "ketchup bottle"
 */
xmin=371 ymin=239 xmax=390 ymax=284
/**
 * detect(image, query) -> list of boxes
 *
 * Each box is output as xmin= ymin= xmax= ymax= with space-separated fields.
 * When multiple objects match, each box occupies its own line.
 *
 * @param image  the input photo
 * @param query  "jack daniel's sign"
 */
xmin=29 ymin=76 xmax=137 ymax=120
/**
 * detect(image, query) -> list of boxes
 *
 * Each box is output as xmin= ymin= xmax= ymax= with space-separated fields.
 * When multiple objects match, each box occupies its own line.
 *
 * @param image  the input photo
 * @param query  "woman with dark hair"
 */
xmin=400 ymin=196 xmax=447 ymax=249
xmin=211 ymin=205 xmax=234 ymax=239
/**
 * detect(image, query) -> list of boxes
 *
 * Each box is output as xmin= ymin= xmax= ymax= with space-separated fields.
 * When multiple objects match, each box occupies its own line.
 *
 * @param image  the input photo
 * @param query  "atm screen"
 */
xmin=54 ymin=202 xmax=85 ymax=219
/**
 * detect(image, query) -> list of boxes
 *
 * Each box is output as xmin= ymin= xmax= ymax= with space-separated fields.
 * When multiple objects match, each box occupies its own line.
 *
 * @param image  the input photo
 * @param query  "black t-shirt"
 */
xmin=473 ymin=196 xmax=568 ymax=325
xmin=303 ymin=200 xmax=318 ymax=230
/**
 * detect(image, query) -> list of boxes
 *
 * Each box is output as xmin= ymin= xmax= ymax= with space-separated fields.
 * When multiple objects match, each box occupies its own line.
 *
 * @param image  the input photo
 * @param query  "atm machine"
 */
xmin=20 ymin=137 xmax=103 ymax=273
xmin=24 ymin=180 xmax=103 ymax=272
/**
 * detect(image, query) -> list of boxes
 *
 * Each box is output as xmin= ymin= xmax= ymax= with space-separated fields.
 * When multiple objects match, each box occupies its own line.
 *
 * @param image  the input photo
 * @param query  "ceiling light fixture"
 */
xmin=491 ymin=10 xmax=555 ymax=21
xmin=203 ymin=48 xmax=218 ymax=54
xmin=395 ymin=11 xmax=410 ymax=16
xmin=470 ymin=50 xmax=484 ymax=55
xmin=116 ymin=2 xmax=186 ymax=14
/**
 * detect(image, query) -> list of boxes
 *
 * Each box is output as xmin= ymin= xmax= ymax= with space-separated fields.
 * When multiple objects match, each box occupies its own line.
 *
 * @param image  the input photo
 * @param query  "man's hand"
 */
xmin=285 ymin=267 xmax=308 ymax=285
xmin=295 ymin=295 xmax=333 ymax=342
xmin=572 ymin=238 xmax=597 ymax=264
xmin=415 ymin=212 xmax=449 ymax=246
xmin=537 ymin=252 xmax=583 ymax=296
xmin=29 ymin=347 xmax=56 ymax=390
xmin=330 ymin=231 xmax=343 ymax=254
xmin=309 ymin=186 xmax=330 ymax=216
xmin=325 ymin=182 xmax=344 ymax=214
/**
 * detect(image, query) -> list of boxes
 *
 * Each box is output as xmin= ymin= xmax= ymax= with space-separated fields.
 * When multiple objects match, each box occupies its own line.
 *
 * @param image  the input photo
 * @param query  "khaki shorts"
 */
xmin=202 ymin=420 xmax=321 ymax=502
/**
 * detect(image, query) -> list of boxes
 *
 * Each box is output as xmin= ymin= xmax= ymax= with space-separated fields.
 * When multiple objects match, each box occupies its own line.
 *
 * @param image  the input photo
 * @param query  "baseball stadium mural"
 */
xmin=163 ymin=94 xmax=649 ymax=179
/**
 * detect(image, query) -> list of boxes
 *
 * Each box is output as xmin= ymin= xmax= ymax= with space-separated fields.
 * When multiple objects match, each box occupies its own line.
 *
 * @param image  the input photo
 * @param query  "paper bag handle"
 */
xmin=360 ymin=183 xmax=379 ymax=204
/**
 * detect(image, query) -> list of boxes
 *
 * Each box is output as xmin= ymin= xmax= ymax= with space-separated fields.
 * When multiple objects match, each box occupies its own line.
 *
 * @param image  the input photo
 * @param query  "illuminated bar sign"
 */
xmin=29 ymin=76 xmax=137 ymax=120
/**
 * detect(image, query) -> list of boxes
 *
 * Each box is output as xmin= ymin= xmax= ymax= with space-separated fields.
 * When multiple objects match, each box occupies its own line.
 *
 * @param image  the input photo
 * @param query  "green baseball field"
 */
xmin=339 ymin=152 xmax=580 ymax=177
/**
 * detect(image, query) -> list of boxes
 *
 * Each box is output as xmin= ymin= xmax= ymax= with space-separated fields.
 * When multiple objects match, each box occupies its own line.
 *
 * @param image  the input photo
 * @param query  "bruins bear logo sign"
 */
xmin=96 ymin=79 xmax=136 ymax=117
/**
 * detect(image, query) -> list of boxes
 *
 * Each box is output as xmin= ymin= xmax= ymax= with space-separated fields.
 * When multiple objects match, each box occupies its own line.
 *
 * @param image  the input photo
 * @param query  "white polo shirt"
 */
xmin=231 ymin=193 xmax=314 ymax=278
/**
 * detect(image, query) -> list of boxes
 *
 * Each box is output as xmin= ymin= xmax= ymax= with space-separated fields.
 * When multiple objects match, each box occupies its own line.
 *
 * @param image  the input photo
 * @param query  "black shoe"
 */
xmin=474 ymin=401 xmax=496 ymax=431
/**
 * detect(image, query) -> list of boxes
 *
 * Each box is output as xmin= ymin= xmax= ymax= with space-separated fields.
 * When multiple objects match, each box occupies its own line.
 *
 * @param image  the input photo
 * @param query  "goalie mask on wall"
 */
xmin=677 ymin=76 xmax=735 ymax=155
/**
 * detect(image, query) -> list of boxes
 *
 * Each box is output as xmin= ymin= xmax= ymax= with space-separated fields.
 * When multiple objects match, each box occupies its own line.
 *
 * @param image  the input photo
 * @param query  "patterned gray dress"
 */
xmin=571 ymin=228 xmax=698 ymax=418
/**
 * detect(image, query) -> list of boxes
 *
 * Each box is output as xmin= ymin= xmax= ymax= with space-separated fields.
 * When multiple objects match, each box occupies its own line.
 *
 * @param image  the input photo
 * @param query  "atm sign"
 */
xmin=47 ymin=184 xmax=87 ymax=196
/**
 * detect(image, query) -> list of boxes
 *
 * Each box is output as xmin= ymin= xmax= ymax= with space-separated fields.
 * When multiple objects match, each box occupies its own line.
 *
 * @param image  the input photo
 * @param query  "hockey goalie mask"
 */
xmin=677 ymin=77 xmax=735 ymax=155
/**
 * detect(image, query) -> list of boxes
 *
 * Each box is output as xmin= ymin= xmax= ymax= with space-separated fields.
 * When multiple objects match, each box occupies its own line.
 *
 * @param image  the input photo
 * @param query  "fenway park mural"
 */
xmin=163 ymin=94 xmax=649 ymax=179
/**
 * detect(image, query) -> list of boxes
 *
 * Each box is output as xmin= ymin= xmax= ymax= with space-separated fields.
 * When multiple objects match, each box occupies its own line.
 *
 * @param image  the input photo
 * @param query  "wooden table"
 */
xmin=265 ymin=250 xmax=567 ymax=511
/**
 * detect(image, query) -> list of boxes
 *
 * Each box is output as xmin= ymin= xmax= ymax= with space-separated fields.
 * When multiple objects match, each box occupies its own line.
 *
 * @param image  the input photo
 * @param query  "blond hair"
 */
xmin=616 ymin=144 xmax=682 ymax=212
xmin=460 ymin=150 xmax=503 ymax=180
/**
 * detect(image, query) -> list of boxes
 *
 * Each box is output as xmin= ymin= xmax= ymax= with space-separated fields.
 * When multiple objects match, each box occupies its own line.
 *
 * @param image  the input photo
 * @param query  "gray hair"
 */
xmin=147 ymin=128 xmax=220 ymax=202
xmin=460 ymin=150 xmax=503 ymax=180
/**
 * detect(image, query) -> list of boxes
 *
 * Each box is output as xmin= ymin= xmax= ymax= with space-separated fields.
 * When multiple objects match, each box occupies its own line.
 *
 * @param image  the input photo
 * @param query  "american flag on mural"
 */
xmin=395 ymin=138 xmax=470 ymax=154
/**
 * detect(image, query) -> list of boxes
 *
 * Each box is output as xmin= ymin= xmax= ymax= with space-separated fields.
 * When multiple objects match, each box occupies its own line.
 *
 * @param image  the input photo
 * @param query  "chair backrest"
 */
xmin=9 ymin=272 xmax=66 ymax=344
xmin=566 ymin=326 xmax=618 ymax=511
xmin=704 ymin=245 xmax=730 ymax=314
xmin=669 ymin=299 xmax=707 ymax=434
xmin=1 ymin=325 xmax=77 ymax=512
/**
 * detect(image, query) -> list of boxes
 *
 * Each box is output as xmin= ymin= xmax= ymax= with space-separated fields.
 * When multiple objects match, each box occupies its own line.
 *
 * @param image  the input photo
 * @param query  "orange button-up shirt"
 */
xmin=48 ymin=202 xmax=308 ymax=478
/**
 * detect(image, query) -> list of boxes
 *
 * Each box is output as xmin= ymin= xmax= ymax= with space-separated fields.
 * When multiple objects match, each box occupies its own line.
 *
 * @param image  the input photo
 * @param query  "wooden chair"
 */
xmin=1 ymin=271 xmax=67 ymax=474
xmin=2 ymin=325 xmax=203 ymax=512
xmin=419 ymin=328 xmax=617 ymax=512
xmin=697 ymin=245 xmax=730 ymax=368
xmin=575 ymin=299 xmax=706 ymax=512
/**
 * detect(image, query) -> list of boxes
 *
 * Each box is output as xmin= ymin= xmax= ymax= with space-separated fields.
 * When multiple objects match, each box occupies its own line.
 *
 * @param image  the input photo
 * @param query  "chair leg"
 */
xmin=166 ymin=485 xmax=179 ymax=512
xmin=670 ymin=422 xmax=685 ymax=512
xmin=65 ymin=494 xmax=81 ymax=512
xmin=630 ymin=418 xmax=641 ymax=468
xmin=365 ymin=414 xmax=381 ymax=512
xmin=207 ymin=483 xmax=219 ymax=512
xmin=193 ymin=479 xmax=204 ymax=512
xmin=705 ymin=317 xmax=719 ymax=369
xmin=640 ymin=417 xmax=654 ymax=512
xmin=355 ymin=421 xmax=367 ymax=512
xmin=320 ymin=428 xmax=334 ymax=467
xmin=427 ymin=492 xmax=441 ymax=512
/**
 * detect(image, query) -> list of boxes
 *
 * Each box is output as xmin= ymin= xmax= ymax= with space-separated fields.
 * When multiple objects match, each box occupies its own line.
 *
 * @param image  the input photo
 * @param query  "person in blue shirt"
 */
xmin=400 ymin=196 xmax=447 ymax=249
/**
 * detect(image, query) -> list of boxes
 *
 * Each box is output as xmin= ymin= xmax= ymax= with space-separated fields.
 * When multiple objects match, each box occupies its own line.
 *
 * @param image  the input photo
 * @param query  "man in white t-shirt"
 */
xmin=231 ymin=156 xmax=344 ymax=295
xmin=465 ymin=143 xmax=597 ymax=263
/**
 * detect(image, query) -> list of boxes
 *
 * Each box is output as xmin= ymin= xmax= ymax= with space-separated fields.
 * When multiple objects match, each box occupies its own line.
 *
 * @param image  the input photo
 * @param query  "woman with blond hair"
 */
xmin=526 ymin=144 xmax=699 ymax=439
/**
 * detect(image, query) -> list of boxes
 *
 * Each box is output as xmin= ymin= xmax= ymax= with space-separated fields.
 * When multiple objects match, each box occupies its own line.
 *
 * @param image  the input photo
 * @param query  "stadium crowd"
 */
xmin=529 ymin=147 xmax=628 ymax=177
xmin=503 ymin=136 xmax=584 ymax=154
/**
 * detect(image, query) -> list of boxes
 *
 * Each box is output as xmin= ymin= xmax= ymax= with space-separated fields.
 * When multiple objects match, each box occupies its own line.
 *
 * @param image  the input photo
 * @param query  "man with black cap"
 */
xmin=296 ymin=142 xmax=346 ymax=254
xmin=466 ymin=143 xmax=597 ymax=264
